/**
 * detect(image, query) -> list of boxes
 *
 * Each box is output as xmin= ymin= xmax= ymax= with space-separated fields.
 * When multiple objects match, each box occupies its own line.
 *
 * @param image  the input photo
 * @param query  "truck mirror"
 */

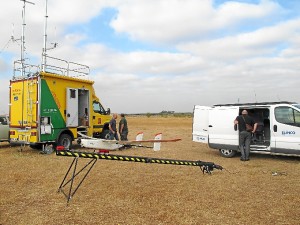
xmin=234 ymin=124 xmax=237 ymax=131
xmin=106 ymin=108 xmax=111 ymax=115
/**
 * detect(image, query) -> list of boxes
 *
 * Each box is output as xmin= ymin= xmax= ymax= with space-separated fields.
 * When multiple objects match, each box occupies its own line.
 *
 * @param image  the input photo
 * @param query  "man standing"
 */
xmin=234 ymin=110 xmax=257 ymax=161
xmin=119 ymin=113 xmax=128 ymax=141
xmin=109 ymin=113 xmax=119 ymax=140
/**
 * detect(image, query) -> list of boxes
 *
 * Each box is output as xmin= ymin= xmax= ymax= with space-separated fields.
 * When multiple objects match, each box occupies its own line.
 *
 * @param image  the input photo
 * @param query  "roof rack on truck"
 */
xmin=13 ymin=55 xmax=90 ymax=80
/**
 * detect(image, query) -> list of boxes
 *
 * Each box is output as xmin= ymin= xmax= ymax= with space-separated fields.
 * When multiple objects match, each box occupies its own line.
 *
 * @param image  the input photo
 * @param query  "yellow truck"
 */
xmin=9 ymin=58 xmax=111 ymax=152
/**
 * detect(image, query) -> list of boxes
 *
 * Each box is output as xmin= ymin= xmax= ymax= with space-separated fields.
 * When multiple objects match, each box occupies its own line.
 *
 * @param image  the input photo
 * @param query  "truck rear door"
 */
xmin=208 ymin=107 xmax=239 ymax=148
xmin=192 ymin=105 xmax=210 ymax=144
xmin=10 ymin=78 xmax=38 ymax=129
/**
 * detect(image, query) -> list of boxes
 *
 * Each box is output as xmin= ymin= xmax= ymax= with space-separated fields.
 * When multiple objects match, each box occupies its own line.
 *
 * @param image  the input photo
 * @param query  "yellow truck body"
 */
xmin=10 ymin=67 xmax=111 ymax=149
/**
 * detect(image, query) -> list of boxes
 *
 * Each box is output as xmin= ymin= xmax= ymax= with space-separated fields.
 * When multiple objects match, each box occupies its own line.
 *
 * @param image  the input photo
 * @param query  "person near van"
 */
xmin=119 ymin=113 xmax=128 ymax=141
xmin=109 ymin=113 xmax=119 ymax=140
xmin=234 ymin=110 xmax=257 ymax=161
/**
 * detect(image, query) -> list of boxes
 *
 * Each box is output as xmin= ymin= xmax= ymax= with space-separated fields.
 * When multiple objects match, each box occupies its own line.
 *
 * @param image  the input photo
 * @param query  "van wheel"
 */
xmin=219 ymin=149 xmax=236 ymax=158
xmin=57 ymin=134 xmax=72 ymax=150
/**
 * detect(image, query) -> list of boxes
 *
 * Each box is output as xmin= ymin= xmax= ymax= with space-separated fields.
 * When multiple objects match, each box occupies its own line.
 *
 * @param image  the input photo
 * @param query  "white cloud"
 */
xmin=0 ymin=0 xmax=299 ymax=113
xmin=177 ymin=18 xmax=300 ymax=62
xmin=110 ymin=0 xmax=281 ymax=44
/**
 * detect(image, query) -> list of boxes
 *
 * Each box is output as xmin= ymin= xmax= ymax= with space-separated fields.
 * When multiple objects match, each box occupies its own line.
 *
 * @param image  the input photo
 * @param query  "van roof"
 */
xmin=213 ymin=101 xmax=297 ymax=107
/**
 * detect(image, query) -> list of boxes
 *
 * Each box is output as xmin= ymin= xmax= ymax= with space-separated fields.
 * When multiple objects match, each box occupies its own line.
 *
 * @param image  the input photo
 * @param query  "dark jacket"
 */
xmin=236 ymin=115 xmax=255 ymax=132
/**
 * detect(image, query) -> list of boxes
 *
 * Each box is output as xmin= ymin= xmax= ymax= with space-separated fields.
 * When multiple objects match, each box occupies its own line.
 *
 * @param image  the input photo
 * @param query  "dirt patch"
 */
xmin=0 ymin=116 xmax=299 ymax=225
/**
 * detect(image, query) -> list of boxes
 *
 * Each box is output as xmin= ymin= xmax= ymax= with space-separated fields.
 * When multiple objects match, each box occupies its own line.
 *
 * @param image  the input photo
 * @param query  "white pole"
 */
xmin=20 ymin=0 xmax=35 ymax=77
xmin=42 ymin=0 xmax=48 ymax=72
xmin=21 ymin=0 xmax=25 ymax=77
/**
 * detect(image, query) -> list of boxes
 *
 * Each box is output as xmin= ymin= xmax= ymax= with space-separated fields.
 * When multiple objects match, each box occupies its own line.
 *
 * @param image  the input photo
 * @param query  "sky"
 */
xmin=0 ymin=0 xmax=299 ymax=114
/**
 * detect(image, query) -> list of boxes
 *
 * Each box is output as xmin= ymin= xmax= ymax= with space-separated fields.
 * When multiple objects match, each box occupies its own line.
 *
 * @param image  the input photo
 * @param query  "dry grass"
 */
xmin=0 ymin=116 xmax=299 ymax=225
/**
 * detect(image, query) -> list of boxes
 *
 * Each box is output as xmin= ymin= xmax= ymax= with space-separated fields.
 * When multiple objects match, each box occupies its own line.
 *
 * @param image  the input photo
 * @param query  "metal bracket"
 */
xmin=57 ymin=157 xmax=97 ymax=204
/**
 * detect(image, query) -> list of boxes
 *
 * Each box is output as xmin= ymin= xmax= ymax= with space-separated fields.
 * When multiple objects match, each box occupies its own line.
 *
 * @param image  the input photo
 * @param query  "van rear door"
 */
xmin=208 ymin=107 xmax=239 ymax=150
xmin=192 ymin=105 xmax=210 ymax=144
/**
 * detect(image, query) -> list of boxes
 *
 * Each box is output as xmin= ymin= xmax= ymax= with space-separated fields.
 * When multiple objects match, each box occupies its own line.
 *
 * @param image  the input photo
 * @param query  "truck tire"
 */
xmin=219 ymin=149 xmax=236 ymax=158
xmin=57 ymin=134 xmax=72 ymax=150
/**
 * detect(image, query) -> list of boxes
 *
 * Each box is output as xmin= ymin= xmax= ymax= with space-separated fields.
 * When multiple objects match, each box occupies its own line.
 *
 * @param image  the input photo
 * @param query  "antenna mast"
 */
xmin=20 ymin=0 xmax=35 ymax=77
xmin=42 ymin=0 xmax=48 ymax=72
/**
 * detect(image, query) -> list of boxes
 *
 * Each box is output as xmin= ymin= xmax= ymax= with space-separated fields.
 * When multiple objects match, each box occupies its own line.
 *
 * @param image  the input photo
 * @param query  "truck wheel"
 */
xmin=57 ymin=134 xmax=72 ymax=150
xmin=219 ymin=149 xmax=236 ymax=158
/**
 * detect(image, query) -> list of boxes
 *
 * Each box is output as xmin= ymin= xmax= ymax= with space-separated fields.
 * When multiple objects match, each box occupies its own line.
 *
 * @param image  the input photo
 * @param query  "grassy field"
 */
xmin=0 ymin=116 xmax=299 ymax=225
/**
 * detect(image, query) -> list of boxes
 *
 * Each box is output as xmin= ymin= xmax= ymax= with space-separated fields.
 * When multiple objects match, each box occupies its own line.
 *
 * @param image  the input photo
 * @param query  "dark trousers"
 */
xmin=239 ymin=131 xmax=251 ymax=160
xmin=120 ymin=132 xmax=128 ymax=141
xmin=109 ymin=131 xmax=119 ymax=141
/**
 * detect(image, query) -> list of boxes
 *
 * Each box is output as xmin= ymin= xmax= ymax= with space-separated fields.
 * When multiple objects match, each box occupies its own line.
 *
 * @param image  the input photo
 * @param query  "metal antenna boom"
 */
xmin=20 ymin=0 xmax=35 ymax=76
xmin=42 ymin=0 xmax=48 ymax=72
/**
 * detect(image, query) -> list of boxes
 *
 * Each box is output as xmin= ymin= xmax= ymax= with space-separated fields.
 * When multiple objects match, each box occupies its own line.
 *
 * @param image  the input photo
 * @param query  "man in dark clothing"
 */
xmin=234 ymin=110 xmax=257 ymax=161
xmin=109 ymin=113 xmax=119 ymax=140
xmin=119 ymin=113 xmax=128 ymax=141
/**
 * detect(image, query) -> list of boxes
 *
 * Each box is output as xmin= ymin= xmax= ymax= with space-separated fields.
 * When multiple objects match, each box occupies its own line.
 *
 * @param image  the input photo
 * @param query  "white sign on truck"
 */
xmin=192 ymin=101 xmax=300 ymax=158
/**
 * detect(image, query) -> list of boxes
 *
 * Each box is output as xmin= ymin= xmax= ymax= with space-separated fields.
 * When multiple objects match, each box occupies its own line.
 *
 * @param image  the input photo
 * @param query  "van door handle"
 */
xmin=203 ymin=129 xmax=208 ymax=131
xmin=67 ymin=113 xmax=70 ymax=117
xmin=273 ymin=125 xmax=277 ymax=132
xmin=209 ymin=125 xmax=212 ymax=127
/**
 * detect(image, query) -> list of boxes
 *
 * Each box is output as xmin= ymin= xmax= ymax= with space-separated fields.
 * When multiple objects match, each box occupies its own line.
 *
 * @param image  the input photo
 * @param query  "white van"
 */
xmin=192 ymin=102 xmax=300 ymax=157
xmin=0 ymin=115 xmax=9 ymax=142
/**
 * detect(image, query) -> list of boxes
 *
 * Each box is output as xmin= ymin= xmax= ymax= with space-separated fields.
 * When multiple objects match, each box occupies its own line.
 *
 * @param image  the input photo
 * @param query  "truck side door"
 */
xmin=66 ymin=88 xmax=79 ymax=127
xmin=271 ymin=105 xmax=300 ymax=155
xmin=208 ymin=107 xmax=239 ymax=149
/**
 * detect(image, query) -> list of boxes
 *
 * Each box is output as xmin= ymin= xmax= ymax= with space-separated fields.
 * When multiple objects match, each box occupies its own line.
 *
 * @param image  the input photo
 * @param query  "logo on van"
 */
xmin=197 ymin=136 xmax=206 ymax=141
xmin=282 ymin=131 xmax=296 ymax=135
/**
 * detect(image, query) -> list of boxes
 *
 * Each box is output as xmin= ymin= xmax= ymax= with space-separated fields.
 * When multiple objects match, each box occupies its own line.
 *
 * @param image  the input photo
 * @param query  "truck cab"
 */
xmin=92 ymin=100 xmax=111 ymax=139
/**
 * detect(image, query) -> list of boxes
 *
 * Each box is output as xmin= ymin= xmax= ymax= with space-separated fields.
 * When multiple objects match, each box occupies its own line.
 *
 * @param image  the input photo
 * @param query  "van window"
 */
xmin=294 ymin=104 xmax=300 ymax=110
xmin=275 ymin=106 xmax=300 ymax=127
